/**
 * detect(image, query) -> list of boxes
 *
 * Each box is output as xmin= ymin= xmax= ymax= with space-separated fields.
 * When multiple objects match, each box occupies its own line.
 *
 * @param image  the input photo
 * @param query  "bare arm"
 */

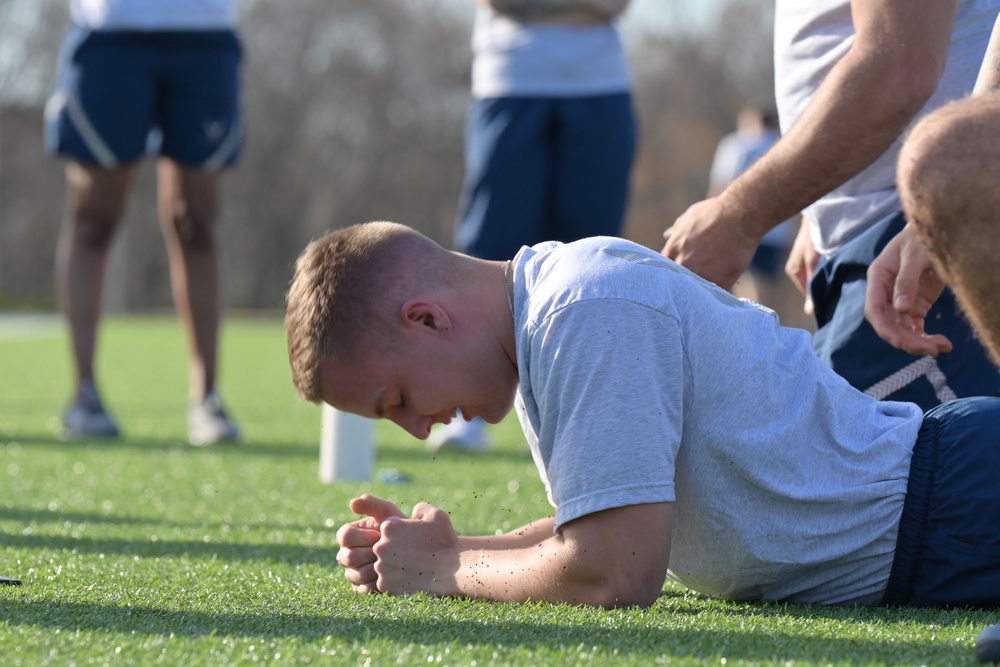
xmin=458 ymin=516 xmax=556 ymax=550
xmin=974 ymin=14 xmax=1000 ymax=94
xmin=662 ymin=0 xmax=958 ymax=289
xmin=338 ymin=495 xmax=672 ymax=609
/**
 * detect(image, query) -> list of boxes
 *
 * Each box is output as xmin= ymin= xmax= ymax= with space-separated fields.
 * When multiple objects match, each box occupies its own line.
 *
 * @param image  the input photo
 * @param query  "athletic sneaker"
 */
xmin=61 ymin=383 xmax=121 ymax=440
xmin=187 ymin=391 xmax=240 ymax=446
xmin=427 ymin=413 xmax=491 ymax=452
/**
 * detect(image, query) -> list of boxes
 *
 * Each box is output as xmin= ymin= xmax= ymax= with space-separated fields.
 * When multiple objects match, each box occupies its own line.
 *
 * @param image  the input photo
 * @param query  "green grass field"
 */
xmin=1 ymin=316 xmax=997 ymax=666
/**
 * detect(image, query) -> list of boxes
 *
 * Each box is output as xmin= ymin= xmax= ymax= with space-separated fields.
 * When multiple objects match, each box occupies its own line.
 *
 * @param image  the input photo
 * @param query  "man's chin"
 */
xmin=481 ymin=404 xmax=516 ymax=425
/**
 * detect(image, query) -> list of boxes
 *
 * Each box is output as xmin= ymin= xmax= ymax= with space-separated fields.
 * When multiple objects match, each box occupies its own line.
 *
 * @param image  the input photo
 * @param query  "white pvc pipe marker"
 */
xmin=319 ymin=404 xmax=374 ymax=482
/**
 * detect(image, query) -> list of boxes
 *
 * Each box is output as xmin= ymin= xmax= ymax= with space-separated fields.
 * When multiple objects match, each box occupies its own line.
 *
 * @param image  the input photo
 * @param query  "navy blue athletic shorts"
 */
xmin=44 ymin=27 xmax=243 ymax=170
xmin=884 ymin=396 xmax=1000 ymax=608
xmin=749 ymin=244 xmax=788 ymax=278
xmin=454 ymin=93 xmax=636 ymax=261
xmin=810 ymin=211 xmax=1000 ymax=411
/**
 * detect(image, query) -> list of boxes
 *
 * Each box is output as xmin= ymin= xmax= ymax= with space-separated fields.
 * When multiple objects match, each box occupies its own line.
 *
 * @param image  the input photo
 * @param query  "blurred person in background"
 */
xmin=44 ymin=0 xmax=242 ymax=445
xmin=430 ymin=0 xmax=636 ymax=452
xmin=705 ymin=104 xmax=808 ymax=330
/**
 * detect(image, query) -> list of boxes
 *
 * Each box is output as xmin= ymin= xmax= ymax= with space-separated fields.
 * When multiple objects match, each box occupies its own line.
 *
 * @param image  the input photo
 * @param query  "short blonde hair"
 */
xmin=285 ymin=221 xmax=451 ymax=402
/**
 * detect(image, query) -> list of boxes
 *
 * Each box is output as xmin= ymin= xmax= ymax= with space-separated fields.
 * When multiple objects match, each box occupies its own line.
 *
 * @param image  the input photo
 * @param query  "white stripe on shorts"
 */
xmin=863 ymin=356 xmax=958 ymax=404
xmin=201 ymin=114 xmax=243 ymax=171
xmin=44 ymin=90 xmax=119 ymax=168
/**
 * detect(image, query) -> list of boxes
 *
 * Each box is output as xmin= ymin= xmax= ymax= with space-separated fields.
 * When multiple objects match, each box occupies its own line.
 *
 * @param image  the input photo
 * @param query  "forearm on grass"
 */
xmin=449 ymin=533 xmax=626 ymax=607
xmin=456 ymin=504 xmax=670 ymax=608
xmin=379 ymin=504 xmax=671 ymax=608
xmin=458 ymin=516 xmax=556 ymax=550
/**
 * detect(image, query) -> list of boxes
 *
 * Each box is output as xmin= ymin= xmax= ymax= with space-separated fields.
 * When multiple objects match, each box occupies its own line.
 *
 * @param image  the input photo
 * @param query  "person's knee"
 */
xmin=897 ymin=96 xmax=998 ymax=238
xmin=159 ymin=166 xmax=222 ymax=253
xmin=165 ymin=205 xmax=218 ymax=252
xmin=69 ymin=204 xmax=120 ymax=249
xmin=898 ymin=114 xmax=954 ymax=225
xmin=65 ymin=165 xmax=130 ymax=249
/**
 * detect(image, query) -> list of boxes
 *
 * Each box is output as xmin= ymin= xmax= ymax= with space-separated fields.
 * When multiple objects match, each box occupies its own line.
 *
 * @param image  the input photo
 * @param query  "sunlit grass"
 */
xmin=0 ymin=316 xmax=996 ymax=666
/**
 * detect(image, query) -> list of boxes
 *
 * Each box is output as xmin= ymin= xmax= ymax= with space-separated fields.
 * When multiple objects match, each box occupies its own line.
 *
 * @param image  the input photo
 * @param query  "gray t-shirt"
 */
xmin=510 ymin=237 xmax=924 ymax=604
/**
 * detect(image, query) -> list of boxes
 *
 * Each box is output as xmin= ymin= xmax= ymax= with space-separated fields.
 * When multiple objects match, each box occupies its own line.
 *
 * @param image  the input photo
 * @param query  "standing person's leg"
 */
xmin=155 ymin=30 xmax=243 ymax=445
xmin=45 ymin=27 xmax=157 ymax=439
xmin=548 ymin=92 xmax=635 ymax=243
xmin=156 ymin=161 xmax=222 ymax=400
xmin=896 ymin=94 xmax=1000 ymax=368
xmin=56 ymin=162 xmax=137 ymax=438
xmin=156 ymin=162 xmax=238 ymax=445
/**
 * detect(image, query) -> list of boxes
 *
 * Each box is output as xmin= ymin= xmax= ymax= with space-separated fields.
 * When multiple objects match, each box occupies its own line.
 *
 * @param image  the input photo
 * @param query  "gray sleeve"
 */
xmin=526 ymin=298 xmax=683 ymax=529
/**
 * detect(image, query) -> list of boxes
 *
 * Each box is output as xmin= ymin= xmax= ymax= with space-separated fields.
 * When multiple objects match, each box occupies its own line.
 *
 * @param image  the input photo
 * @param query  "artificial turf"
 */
xmin=1 ymin=316 xmax=997 ymax=666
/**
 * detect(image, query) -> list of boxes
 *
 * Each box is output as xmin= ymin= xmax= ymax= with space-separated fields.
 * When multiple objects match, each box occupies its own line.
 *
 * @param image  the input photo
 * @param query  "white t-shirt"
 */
xmin=471 ymin=7 xmax=631 ymax=99
xmin=774 ymin=0 xmax=1000 ymax=254
xmin=70 ymin=0 xmax=237 ymax=30
xmin=510 ymin=237 xmax=924 ymax=604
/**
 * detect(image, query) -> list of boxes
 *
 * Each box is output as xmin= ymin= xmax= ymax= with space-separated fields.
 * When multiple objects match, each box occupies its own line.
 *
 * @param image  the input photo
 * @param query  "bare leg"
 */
xmin=897 ymin=94 xmax=1000 ymax=367
xmin=156 ymin=159 xmax=223 ymax=401
xmin=56 ymin=162 xmax=137 ymax=396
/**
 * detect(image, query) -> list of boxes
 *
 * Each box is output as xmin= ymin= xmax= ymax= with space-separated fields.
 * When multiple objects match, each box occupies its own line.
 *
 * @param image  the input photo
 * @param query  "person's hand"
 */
xmin=661 ymin=197 xmax=759 ymax=290
xmin=864 ymin=224 xmax=952 ymax=356
xmin=336 ymin=495 xmax=406 ymax=594
xmin=373 ymin=502 xmax=463 ymax=596
xmin=784 ymin=217 xmax=819 ymax=316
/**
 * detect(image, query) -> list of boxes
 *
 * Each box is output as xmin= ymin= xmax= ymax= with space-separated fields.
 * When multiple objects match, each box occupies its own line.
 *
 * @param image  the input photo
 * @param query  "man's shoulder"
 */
xmin=521 ymin=237 xmax=693 ymax=318
xmin=528 ymin=235 xmax=647 ymax=261
xmin=523 ymin=236 xmax=653 ymax=285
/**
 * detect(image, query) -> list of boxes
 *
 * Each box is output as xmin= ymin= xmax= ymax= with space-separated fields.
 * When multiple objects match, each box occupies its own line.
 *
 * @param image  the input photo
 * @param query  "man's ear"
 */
xmin=400 ymin=299 xmax=452 ymax=334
